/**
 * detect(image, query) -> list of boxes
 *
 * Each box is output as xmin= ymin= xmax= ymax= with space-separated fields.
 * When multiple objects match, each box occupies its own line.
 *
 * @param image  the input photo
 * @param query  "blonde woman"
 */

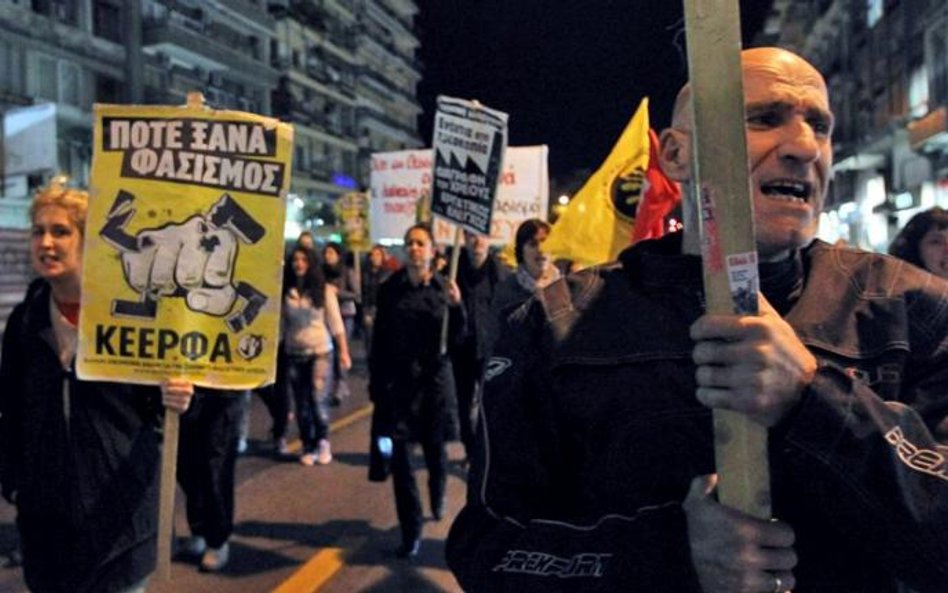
xmin=0 ymin=179 xmax=192 ymax=593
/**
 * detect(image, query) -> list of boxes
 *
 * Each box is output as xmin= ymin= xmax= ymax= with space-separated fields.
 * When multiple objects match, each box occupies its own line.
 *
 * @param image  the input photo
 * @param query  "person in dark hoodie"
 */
xmin=361 ymin=244 xmax=392 ymax=359
xmin=0 ymin=178 xmax=192 ymax=593
xmin=451 ymin=230 xmax=509 ymax=461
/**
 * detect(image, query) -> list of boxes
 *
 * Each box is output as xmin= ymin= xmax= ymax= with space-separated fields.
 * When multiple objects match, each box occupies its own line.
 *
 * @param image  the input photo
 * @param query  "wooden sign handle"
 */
xmin=684 ymin=0 xmax=771 ymax=519
xmin=156 ymin=410 xmax=180 ymax=582
xmin=439 ymin=226 xmax=464 ymax=355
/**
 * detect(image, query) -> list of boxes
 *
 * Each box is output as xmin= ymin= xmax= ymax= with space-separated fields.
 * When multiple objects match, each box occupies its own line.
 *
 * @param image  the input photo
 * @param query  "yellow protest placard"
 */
xmin=76 ymin=98 xmax=293 ymax=389
xmin=335 ymin=191 xmax=371 ymax=252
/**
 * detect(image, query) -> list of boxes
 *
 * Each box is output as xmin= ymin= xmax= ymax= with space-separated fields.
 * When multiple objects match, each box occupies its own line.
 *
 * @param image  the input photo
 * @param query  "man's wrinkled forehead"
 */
xmin=742 ymin=47 xmax=827 ymax=94
xmin=670 ymin=48 xmax=829 ymax=130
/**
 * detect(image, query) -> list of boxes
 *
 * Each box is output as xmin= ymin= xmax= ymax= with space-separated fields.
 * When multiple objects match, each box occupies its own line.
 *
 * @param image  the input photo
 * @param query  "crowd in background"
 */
xmin=3 ymin=170 xmax=948 ymax=588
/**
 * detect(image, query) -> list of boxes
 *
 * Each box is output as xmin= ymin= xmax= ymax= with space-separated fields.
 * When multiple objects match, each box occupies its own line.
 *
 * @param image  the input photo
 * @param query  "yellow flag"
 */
xmin=544 ymin=98 xmax=650 ymax=268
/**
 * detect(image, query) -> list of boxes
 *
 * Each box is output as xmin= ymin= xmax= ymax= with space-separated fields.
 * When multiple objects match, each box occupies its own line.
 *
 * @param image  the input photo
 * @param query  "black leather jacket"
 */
xmin=447 ymin=234 xmax=948 ymax=593
xmin=0 ymin=280 xmax=162 ymax=593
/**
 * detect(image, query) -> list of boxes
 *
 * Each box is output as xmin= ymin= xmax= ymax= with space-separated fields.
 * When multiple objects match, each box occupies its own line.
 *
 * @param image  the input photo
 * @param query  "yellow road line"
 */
xmin=285 ymin=404 xmax=372 ymax=453
xmin=270 ymin=547 xmax=345 ymax=593
xmin=272 ymin=406 xmax=374 ymax=592
xmin=330 ymin=403 xmax=373 ymax=432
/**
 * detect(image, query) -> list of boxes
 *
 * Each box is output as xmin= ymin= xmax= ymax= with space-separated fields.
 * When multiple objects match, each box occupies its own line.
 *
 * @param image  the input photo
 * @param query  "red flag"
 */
xmin=632 ymin=129 xmax=681 ymax=243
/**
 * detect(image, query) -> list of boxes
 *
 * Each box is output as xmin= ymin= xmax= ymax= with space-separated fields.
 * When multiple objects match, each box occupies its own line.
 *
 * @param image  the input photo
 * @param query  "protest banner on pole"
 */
xmin=336 ymin=191 xmax=372 ymax=252
xmin=430 ymin=96 xmax=509 ymax=236
xmin=76 ymin=96 xmax=292 ymax=391
xmin=428 ymin=96 xmax=508 ymax=353
xmin=369 ymin=145 xmax=547 ymax=246
xmin=336 ymin=190 xmax=371 ymax=292
xmin=76 ymin=93 xmax=293 ymax=582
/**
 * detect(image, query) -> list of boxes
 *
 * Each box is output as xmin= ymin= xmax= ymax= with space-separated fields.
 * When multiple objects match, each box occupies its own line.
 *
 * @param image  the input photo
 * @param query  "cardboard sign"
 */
xmin=369 ymin=146 xmax=547 ymax=246
xmin=430 ymin=96 xmax=508 ymax=235
xmin=76 ymin=101 xmax=293 ymax=389
xmin=336 ymin=191 xmax=371 ymax=252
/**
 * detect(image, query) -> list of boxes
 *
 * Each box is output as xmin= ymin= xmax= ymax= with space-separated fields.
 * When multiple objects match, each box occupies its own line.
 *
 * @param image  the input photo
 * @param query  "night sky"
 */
xmin=416 ymin=1 xmax=774 ymax=184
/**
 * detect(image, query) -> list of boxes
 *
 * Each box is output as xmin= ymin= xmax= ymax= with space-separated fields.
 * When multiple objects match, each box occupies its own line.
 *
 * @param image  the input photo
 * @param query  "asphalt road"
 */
xmin=0 ymin=344 xmax=467 ymax=593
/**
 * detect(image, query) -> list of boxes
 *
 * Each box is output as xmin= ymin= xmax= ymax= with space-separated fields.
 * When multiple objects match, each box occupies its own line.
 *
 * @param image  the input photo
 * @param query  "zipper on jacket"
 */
xmin=63 ymin=365 xmax=72 ymax=439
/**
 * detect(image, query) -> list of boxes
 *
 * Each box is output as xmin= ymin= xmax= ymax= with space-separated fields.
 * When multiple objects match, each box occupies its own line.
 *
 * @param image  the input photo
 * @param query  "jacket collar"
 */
xmin=619 ymin=232 xmax=806 ymax=316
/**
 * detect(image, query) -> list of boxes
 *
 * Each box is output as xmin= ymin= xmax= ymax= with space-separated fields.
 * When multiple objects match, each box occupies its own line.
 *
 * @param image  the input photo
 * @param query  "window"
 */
xmin=32 ymin=0 xmax=76 ymax=25
xmin=96 ymin=74 xmax=123 ymax=103
xmin=0 ymin=40 xmax=22 ymax=95
xmin=31 ymin=54 xmax=58 ymax=101
xmin=867 ymin=0 xmax=883 ymax=28
xmin=93 ymin=0 xmax=123 ymax=43
xmin=295 ymin=145 xmax=305 ymax=171
xmin=59 ymin=61 xmax=80 ymax=106
xmin=908 ymin=65 xmax=929 ymax=117
xmin=28 ymin=54 xmax=85 ymax=106
xmin=928 ymin=23 xmax=947 ymax=105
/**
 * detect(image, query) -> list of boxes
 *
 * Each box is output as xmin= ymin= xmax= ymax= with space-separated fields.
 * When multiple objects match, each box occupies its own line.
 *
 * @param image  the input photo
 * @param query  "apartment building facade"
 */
xmin=0 ymin=0 xmax=423 ymax=338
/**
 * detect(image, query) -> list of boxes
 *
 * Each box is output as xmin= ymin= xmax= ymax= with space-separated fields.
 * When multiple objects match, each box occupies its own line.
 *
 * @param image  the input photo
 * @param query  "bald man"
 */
xmin=446 ymin=48 xmax=948 ymax=593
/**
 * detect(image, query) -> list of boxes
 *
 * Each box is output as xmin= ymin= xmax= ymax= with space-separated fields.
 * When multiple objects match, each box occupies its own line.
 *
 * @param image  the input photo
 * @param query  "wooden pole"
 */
xmin=156 ymin=410 xmax=180 ymax=582
xmin=353 ymin=247 xmax=362 ymax=300
xmin=683 ymin=0 xmax=771 ymax=519
xmin=155 ymin=90 xmax=207 ymax=583
xmin=439 ymin=225 xmax=464 ymax=355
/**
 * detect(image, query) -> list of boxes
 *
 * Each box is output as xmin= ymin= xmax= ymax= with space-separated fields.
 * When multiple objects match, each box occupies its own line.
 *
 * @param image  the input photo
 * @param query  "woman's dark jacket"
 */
xmin=0 ymin=280 xmax=163 ymax=593
xmin=368 ymin=268 xmax=465 ymax=442
xmin=361 ymin=265 xmax=392 ymax=311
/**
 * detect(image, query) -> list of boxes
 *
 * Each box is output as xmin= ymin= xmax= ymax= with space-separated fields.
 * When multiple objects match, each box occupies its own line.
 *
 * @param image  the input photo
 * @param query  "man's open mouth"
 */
xmin=761 ymin=179 xmax=812 ymax=203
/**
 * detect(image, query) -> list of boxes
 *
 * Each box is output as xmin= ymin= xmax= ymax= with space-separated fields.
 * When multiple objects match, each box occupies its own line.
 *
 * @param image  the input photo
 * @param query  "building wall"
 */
xmin=0 ymin=0 xmax=423 ymax=339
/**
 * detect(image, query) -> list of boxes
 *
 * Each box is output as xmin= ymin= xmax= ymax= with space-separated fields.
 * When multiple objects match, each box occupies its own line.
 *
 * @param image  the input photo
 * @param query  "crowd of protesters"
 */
xmin=0 ymin=179 xmax=553 ymax=586
xmin=2 ymin=46 xmax=948 ymax=593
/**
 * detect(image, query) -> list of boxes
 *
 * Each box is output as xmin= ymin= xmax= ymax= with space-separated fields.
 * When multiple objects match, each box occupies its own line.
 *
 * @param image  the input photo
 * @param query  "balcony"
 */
xmin=143 ymin=14 xmax=278 ymax=86
xmin=225 ymin=0 xmax=275 ymax=26
xmin=358 ymin=106 xmax=419 ymax=141
xmin=274 ymin=97 xmax=357 ymax=144
xmin=359 ymin=67 xmax=419 ymax=106
xmin=144 ymin=87 xmax=182 ymax=105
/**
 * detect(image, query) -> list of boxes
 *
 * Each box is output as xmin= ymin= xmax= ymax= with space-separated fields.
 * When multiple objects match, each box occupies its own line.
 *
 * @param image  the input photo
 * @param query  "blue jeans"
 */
xmin=285 ymin=353 xmax=331 ymax=452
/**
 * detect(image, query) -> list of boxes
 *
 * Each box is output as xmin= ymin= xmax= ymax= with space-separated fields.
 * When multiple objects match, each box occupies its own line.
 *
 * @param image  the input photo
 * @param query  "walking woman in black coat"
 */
xmin=369 ymin=223 xmax=464 ymax=558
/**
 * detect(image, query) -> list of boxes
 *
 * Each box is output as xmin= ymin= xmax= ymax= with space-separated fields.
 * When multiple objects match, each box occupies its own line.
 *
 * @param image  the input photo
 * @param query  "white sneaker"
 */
xmin=200 ymin=542 xmax=230 ymax=572
xmin=316 ymin=439 xmax=332 ymax=465
xmin=300 ymin=452 xmax=317 ymax=466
